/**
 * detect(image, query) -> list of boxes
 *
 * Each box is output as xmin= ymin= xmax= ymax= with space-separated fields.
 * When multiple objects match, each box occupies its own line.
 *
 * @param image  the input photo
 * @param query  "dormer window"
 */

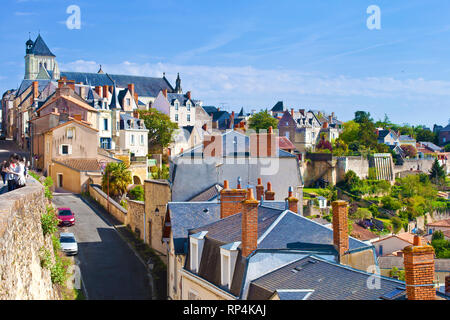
xmin=187 ymin=102 xmax=191 ymax=111
xmin=189 ymin=231 xmax=208 ymax=273
xmin=175 ymin=102 xmax=179 ymax=111
xmin=220 ymin=241 xmax=240 ymax=290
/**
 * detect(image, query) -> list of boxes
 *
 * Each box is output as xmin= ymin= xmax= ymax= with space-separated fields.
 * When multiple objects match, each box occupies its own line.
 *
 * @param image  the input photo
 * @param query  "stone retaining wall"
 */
xmin=0 ymin=178 xmax=58 ymax=300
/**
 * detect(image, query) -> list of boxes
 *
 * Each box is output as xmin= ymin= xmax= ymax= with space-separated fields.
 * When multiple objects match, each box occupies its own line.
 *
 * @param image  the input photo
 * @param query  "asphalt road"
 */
xmin=52 ymin=194 xmax=152 ymax=300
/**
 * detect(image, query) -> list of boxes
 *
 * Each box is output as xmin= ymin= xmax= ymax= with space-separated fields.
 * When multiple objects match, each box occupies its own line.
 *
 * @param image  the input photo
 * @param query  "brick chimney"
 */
xmin=291 ymin=108 xmax=294 ymax=117
xmin=256 ymin=178 xmax=264 ymax=201
xmin=203 ymin=134 xmax=222 ymax=157
xmin=265 ymin=182 xmax=275 ymax=200
xmin=446 ymin=275 xmax=450 ymax=296
xmin=103 ymin=85 xmax=109 ymax=98
xmin=162 ymin=89 xmax=168 ymax=98
xmin=186 ymin=91 xmax=191 ymax=100
xmin=220 ymin=179 xmax=248 ymax=219
xmin=285 ymin=186 xmax=298 ymax=214
xmin=323 ymin=122 xmax=329 ymax=129
xmin=95 ymin=86 xmax=103 ymax=98
xmin=32 ymin=81 xmax=39 ymax=99
xmin=128 ymin=83 xmax=135 ymax=96
xmin=134 ymin=92 xmax=139 ymax=105
xmin=241 ymin=188 xmax=259 ymax=257
xmin=250 ymin=126 xmax=276 ymax=157
xmin=403 ymin=236 xmax=436 ymax=300
xmin=66 ymin=80 xmax=75 ymax=91
xmin=331 ymin=200 xmax=349 ymax=260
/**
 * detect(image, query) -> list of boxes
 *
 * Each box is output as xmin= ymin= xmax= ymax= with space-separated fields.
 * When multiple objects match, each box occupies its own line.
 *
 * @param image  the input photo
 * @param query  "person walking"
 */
xmin=1 ymin=161 xmax=6 ymax=185
xmin=5 ymin=155 xmax=17 ymax=192
xmin=15 ymin=156 xmax=27 ymax=189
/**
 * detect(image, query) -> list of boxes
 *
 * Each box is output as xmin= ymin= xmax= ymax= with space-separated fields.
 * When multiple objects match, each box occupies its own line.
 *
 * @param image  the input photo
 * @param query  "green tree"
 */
xmin=432 ymin=230 xmax=444 ymax=241
xmin=431 ymin=238 xmax=450 ymax=259
xmin=445 ymin=144 xmax=450 ymax=152
xmin=429 ymin=158 xmax=445 ymax=185
xmin=340 ymin=121 xmax=360 ymax=145
xmin=351 ymin=207 xmax=372 ymax=221
xmin=391 ymin=217 xmax=403 ymax=234
xmin=129 ymin=185 xmax=144 ymax=201
xmin=414 ymin=126 xmax=435 ymax=143
xmin=150 ymin=164 xmax=170 ymax=180
xmin=248 ymin=110 xmax=278 ymax=133
xmin=381 ymin=196 xmax=402 ymax=211
xmin=354 ymin=111 xmax=373 ymax=124
xmin=102 ymin=162 xmax=132 ymax=201
xmin=138 ymin=109 xmax=178 ymax=150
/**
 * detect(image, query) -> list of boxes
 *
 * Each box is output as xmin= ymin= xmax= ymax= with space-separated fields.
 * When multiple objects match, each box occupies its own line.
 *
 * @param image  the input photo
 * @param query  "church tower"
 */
xmin=174 ymin=73 xmax=182 ymax=94
xmin=24 ymin=34 xmax=60 ymax=80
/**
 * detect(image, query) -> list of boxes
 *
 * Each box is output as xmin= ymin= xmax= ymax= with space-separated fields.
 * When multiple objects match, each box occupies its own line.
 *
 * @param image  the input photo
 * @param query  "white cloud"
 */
xmin=59 ymin=59 xmax=450 ymax=125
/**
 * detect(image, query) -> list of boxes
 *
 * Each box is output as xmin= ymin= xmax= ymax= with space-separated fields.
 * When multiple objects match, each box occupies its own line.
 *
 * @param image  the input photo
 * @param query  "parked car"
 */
xmin=60 ymin=233 xmax=78 ymax=256
xmin=57 ymin=207 xmax=75 ymax=227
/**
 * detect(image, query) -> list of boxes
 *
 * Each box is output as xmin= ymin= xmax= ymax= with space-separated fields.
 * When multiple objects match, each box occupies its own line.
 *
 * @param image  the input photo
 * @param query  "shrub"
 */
xmin=43 ymin=176 xmax=54 ymax=200
xmin=391 ymin=217 xmax=403 ymax=234
xmin=39 ymin=247 xmax=52 ymax=269
xmin=389 ymin=267 xmax=405 ymax=281
xmin=381 ymin=196 xmax=402 ymax=211
xmin=41 ymin=206 xmax=58 ymax=236
xmin=129 ymin=185 xmax=144 ymax=201
xmin=51 ymin=255 xmax=70 ymax=285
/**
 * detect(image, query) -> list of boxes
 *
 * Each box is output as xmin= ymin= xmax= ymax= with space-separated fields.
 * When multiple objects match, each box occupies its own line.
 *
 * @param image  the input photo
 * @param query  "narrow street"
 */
xmin=52 ymin=194 xmax=152 ymax=300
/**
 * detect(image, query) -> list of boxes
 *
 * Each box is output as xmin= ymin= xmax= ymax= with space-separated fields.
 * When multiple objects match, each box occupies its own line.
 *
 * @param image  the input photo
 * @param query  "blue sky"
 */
xmin=1 ymin=0 xmax=450 ymax=127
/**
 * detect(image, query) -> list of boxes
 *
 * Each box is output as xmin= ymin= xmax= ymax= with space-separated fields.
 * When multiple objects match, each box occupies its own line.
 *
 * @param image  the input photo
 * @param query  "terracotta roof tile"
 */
xmin=427 ymin=218 xmax=450 ymax=228
xmin=53 ymin=159 xmax=103 ymax=172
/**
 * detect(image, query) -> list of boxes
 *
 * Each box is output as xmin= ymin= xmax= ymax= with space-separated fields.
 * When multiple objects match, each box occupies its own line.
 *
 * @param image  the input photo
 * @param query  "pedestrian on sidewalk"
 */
xmin=15 ymin=156 xmax=27 ymax=189
xmin=5 ymin=155 xmax=18 ymax=192
xmin=1 ymin=160 xmax=7 ymax=185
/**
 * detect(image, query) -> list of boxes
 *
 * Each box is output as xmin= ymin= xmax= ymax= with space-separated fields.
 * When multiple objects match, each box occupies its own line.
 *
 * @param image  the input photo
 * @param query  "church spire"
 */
xmin=175 ymin=73 xmax=182 ymax=93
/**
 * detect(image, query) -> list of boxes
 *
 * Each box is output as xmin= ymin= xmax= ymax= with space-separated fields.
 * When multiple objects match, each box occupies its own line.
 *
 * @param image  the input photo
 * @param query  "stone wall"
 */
xmin=0 ymin=178 xmax=58 ymax=300
xmin=88 ymin=184 xmax=127 ymax=225
xmin=393 ymin=159 xmax=435 ymax=177
xmin=127 ymin=200 xmax=145 ymax=240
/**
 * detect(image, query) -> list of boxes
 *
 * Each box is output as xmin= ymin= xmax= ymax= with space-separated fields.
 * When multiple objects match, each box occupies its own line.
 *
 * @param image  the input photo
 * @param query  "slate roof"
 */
xmin=202 ymin=106 xmax=218 ymax=114
xmin=189 ymin=205 xmax=285 ymax=244
xmin=167 ymin=93 xmax=193 ymax=106
xmin=247 ymin=255 xmax=406 ymax=300
xmin=120 ymin=113 xmax=147 ymax=130
xmin=275 ymin=290 xmax=313 ymax=300
xmin=17 ymin=79 xmax=51 ymax=97
xmin=30 ymin=35 xmax=55 ymax=57
xmin=166 ymin=202 xmax=221 ymax=254
xmin=399 ymin=135 xmax=415 ymax=141
xmin=60 ymin=72 xmax=173 ymax=98
xmin=188 ymin=184 xmax=223 ymax=202
xmin=271 ymin=101 xmax=284 ymax=112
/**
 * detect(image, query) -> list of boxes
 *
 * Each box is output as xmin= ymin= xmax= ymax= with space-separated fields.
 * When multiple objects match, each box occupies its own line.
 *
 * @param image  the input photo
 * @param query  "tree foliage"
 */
xmin=429 ymin=158 xmax=445 ymax=185
xmin=248 ymin=110 xmax=278 ymax=133
xmin=400 ymin=144 xmax=417 ymax=158
xmin=129 ymin=185 xmax=144 ymax=201
xmin=101 ymin=162 xmax=132 ymax=201
xmin=138 ymin=108 xmax=178 ymax=149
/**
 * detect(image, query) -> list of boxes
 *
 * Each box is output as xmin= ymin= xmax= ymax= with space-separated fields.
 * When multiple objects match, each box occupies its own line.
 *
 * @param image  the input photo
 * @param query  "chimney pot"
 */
xmin=285 ymin=186 xmax=299 ymax=214
xmin=256 ymin=178 xmax=264 ymax=201
xmin=241 ymin=188 xmax=259 ymax=257
xmin=403 ymin=239 xmax=436 ymax=300
xmin=291 ymin=108 xmax=294 ymax=117
xmin=186 ymin=91 xmax=191 ymax=100
xmin=265 ymin=182 xmax=275 ymax=201
xmin=331 ymin=201 xmax=349 ymax=259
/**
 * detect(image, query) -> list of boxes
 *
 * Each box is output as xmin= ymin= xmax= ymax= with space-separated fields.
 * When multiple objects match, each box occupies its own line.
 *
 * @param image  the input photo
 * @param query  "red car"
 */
xmin=57 ymin=208 xmax=75 ymax=227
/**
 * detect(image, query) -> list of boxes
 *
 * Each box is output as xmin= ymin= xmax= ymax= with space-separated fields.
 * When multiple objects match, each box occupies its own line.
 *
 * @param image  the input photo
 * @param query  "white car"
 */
xmin=60 ymin=233 xmax=78 ymax=256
